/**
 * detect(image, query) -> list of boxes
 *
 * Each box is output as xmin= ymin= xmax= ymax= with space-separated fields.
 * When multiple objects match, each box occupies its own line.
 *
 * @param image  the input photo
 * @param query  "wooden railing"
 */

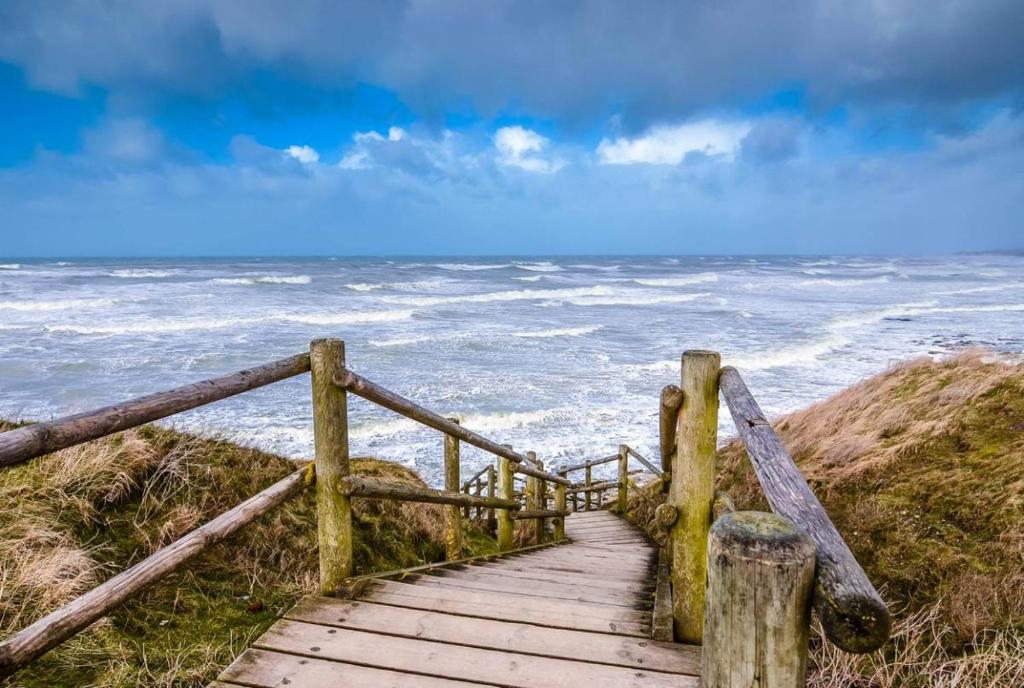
xmin=0 ymin=337 xmax=568 ymax=678
xmin=0 ymin=339 xmax=889 ymax=687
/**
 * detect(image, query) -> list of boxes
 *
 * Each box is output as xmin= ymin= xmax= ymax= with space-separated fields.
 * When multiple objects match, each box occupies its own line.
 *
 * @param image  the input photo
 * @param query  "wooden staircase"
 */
xmin=212 ymin=510 xmax=700 ymax=687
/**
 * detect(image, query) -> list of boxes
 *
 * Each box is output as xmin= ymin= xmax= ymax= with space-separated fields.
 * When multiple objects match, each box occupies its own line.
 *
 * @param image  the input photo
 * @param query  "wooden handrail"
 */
xmin=0 ymin=353 xmax=312 ymax=469
xmin=343 ymin=475 xmax=520 ymax=510
xmin=559 ymin=453 xmax=619 ymax=473
xmin=335 ymin=369 xmax=568 ymax=485
xmin=511 ymin=508 xmax=569 ymax=520
xmin=0 ymin=465 xmax=310 ymax=678
xmin=624 ymin=445 xmax=662 ymax=476
xmin=718 ymin=366 xmax=890 ymax=653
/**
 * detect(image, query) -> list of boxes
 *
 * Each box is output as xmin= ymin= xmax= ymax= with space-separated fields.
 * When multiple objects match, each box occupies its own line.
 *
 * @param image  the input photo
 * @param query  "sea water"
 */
xmin=1 ymin=255 xmax=1021 ymax=484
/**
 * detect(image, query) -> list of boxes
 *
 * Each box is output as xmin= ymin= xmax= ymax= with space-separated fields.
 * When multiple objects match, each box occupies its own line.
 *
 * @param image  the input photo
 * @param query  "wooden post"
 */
xmin=497 ymin=446 xmax=514 ymax=552
xmin=597 ymin=486 xmax=603 ymax=509
xmin=443 ymin=418 xmax=462 ymax=561
xmin=584 ymin=461 xmax=592 ymax=511
xmin=554 ymin=478 xmax=567 ymax=540
xmin=486 ymin=465 xmax=497 ymax=533
xmin=617 ymin=444 xmax=628 ymax=514
xmin=525 ymin=451 xmax=539 ymax=543
xmin=530 ymin=453 xmax=545 ymax=544
xmin=474 ymin=477 xmax=484 ymax=521
xmin=668 ymin=349 xmax=720 ymax=643
xmin=703 ymin=512 xmax=816 ymax=688
xmin=310 ymin=338 xmax=352 ymax=594
xmin=462 ymin=483 xmax=471 ymax=519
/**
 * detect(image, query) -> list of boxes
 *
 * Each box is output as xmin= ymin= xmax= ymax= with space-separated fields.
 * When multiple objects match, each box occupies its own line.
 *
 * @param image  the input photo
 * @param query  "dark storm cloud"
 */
xmin=2 ymin=1 xmax=1022 ymax=127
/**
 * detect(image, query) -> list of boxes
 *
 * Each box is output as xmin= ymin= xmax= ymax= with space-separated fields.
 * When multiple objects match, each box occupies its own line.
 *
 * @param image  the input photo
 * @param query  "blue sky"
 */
xmin=1 ymin=1 xmax=1022 ymax=256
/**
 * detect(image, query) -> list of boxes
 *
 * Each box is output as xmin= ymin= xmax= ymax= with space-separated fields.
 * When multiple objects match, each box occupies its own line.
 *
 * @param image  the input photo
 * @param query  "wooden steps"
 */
xmin=213 ymin=510 xmax=700 ymax=687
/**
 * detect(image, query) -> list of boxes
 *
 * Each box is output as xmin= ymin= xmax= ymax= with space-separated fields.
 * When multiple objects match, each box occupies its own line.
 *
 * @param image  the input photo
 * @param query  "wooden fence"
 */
xmin=0 ymin=340 xmax=889 ymax=687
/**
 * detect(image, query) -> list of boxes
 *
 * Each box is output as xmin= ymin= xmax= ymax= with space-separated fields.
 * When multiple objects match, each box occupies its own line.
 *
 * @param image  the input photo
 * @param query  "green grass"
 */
xmin=0 ymin=423 xmax=496 ymax=687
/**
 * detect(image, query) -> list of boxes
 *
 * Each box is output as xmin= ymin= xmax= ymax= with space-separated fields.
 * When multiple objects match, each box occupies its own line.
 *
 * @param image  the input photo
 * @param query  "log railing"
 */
xmin=0 ymin=337 xmax=568 ymax=679
xmin=0 ymin=337 xmax=890 ymax=686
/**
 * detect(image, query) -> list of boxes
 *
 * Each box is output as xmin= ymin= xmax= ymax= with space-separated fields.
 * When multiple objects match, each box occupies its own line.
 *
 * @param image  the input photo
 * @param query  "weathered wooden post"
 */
xmin=617 ymin=444 xmax=628 ymax=514
xmin=486 ymin=465 xmax=497 ymax=533
xmin=584 ymin=461 xmax=593 ymax=511
xmin=703 ymin=512 xmax=816 ymax=688
xmin=525 ymin=451 xmax=539 ymax=542
xmin=443 ymin=418 xmax=462 ymax=561
xmin=668 ymin=349 xmax=720 ymax=643
xmin=597 ymin=486 xmax=603 ymax=509
xmin=474 ymin=476 xmax=484 ymax=521
xmin=497 ymin=445 xmax=514 ymax=552
xmin=310 ymin=338 xmax=353 ymax=594
xmin=554 ymin=477 xmax=567 ymax=540
xmin=462 ymin=482 xmax=471 ymax=519
xmin=532 ymin=453 xmax=546 ymax=544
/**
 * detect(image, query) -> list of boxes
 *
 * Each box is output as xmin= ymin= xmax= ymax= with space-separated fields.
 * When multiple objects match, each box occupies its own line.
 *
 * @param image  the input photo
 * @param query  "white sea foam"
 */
xmin=567 ymin=264 xmax=620 ymax=271
xmin=797 ymin=276 xmax=891 ymax=287
xmin=44 ymin=309 xmax=412 ymax=335
xmin=436 ymin=263 xmax=512 ymax=271
xmin=0 ymin=298 xmax=116 ymax=311
xmin=937 ymin=283 xmax=1020 ymax=295
xmin=384 ymin=286 xmax=615 ymax=307
xmin=633 ymin=273 xmax=719 ymax=287
xmin=801 ymin=268 xmax=832 ymax=275
xmin=368 ymin=335 xmax=437 ymax=348
xmin=514 ymin=275 xmax=544 ymax=282
xmin=344 ymin=279 xmax=445 ymax=292
xmin=212 ymin=275 xmax=312 ymax=285
xmin=511 ymin=325 xmax=603 ymax=338
xmin=109 ymin=269 xmax=176 ymax=278
xmin=560 ymin=292 xmax=711 ymax=307
xmin=282 ymin=310 xmax=414 ymax=326
xmin=729 ymin=333 xmax=850 ymax=371
xmin=514 ymin=262 xmax=563 ymax=272
xmin=0 ymin=264 xmax=22 ymax=270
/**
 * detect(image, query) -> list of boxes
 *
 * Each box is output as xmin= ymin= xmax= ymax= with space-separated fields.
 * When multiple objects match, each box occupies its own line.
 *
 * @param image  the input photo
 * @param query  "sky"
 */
xmin=0 ymin=1 xmax=1022 ymax=257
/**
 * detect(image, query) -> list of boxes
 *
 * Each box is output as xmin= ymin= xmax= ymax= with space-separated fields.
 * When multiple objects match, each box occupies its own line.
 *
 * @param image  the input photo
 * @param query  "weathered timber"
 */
xmin=659 ymin=384 xmax=683 ymax=473
xmin=652 ymin=546 xmax=674 ymax=642
xmin=343 ymin=475 xmax=519 ymax=510
xmin=497 ymin=449 xmax=514 ymax=551
xmin=335 ymin=369 xmax=567 ymax=484
xmin=512 ymin=508 xmax=569 ymax=520
xmin=0 ymin=467 xmax=308 ymax=678
xmin=310 ymin=338 xmax=352 ymax=594
xmin=514 ymin=460 xmax=569 ymax=484
xmin=0 ymin=352 xmax=311 ymax=469
xmin=702 ymin=512 xmax=816 ymax=688
xmin=585 ymin=462 xmax=593 ymax=511
xmin=617 ymin=444 xmax=628 ymax=514
xmin=572 ymin=481 xmax=621 ymax=493
xmin=561 ymin=453 xmax=620 ymax=473
xmin=669 ymin=349 xmax=720 ymax=643
xmin=625 ymin=445 xmax=663 ymax=476
xmin=719 ymin=366 xmax=891 ymax=652
xmin=486 ymin=464 xmax=497 ymax=532
xmin=443 ymin=418 xmax=462 ymax=560
xmin=554 ymin=475 xmax=567 ymax=540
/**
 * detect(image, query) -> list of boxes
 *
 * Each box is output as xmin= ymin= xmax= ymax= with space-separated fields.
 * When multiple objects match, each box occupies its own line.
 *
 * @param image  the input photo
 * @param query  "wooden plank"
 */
xmin=474 ymin=561 xmax=650 ymax=583
xmin=440 ymin=566 xmax=655 ymax=594
xmin=363 ymin=581 xmax=650 ymax=636
xmin=253 ymin=621 xmax=693 ymax=688
xmin=218 ymin=647 xmax=477 ymax=687
xmin=411 ymin=574 xmax=650 ymax=608
xmin=285 ymin=597 xmax=700 ymax=675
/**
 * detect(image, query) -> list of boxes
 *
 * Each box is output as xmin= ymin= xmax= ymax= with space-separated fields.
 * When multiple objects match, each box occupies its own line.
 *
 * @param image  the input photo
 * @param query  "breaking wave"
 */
xmin=0 ymin=298 xmax=116 ymax=311
xmin=212 ymin=275 xmax=311 ymax=285
xmin=109 ymin=269 xmax=176 ymax=278
xmin=633 ymin=273 xmax=719 ymax=287
xmin=511 ymin=325 xmax=603 ymax=338
xmin=384 ymin=286 xmax=615 ymax=307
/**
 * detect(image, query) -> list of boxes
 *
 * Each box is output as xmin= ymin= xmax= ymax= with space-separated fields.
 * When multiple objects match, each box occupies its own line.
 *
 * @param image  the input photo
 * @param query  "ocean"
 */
xmin=1 ymin=255 xmax=1021 ymax=485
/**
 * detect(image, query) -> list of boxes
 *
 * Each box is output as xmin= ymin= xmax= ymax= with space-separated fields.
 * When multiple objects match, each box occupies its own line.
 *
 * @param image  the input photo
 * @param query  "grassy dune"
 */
xmin=631 ymin=350 xmax=1024 ymax=686
xmin=0 ymin=423 xmax=496 ymax=687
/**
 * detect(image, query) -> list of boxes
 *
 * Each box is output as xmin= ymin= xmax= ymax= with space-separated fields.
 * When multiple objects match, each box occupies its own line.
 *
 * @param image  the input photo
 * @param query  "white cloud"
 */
xmin=494 ymin=125 xmax=564 ymax=173
xmin=284 ymin=144 xmax=319 ymax=164
xmin=597 ymin=120 xmax=752 ymax=165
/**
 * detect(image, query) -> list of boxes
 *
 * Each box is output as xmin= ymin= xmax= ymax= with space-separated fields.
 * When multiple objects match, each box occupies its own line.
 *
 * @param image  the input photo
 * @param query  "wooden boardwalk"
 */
xmin=213 ymin=510 xmax=700 ymax=687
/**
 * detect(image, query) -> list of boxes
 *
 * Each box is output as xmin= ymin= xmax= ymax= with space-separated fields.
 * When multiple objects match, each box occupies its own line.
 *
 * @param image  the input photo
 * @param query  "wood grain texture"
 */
xmin=344 ymin=475 xmax=518 ymax=510
xmin=669 ymin=349 xmax=720 ymax=643
xmin=702 ymin=512 xmax=816 ymax=688
xmin=443 ymin=418 xmax=462 ymax=561
xmin=719 ymin=366 xmax=890 ymax=653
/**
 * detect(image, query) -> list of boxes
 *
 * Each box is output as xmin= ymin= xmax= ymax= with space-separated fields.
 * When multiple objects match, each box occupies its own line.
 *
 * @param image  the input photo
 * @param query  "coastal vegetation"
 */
xmin=0 ymin=422 xmax=496 ymax=687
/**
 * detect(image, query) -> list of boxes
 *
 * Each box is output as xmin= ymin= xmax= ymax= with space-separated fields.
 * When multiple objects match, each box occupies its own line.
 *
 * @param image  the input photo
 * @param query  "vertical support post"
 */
xmin=617 ymin=444 xmax=629 ymax=515
xmin=530 ymin=453 xmax=545 ymax=544
xmin=668 ymin=349 xmax=720 ymax=643
xmin=486 ymin=465 xmax=497 ymax=533
xmin=462 ymin=483 xmax=471 ymax=519
xmin=597 ymin=486 xmax=604 ymax=509
xmin=443 ymin=418 xmax=462 ymax=561
xmin=310 ymin=338 xmax=352 ymax=594
xmin=554 ymin=478 xmax=566 ymax=540
xmin=497 ymin=446 xmax=514 ymax=552
xmin=703 ymin=512 xmax=815 ymax=688
xmin=474 ymin=477 xmax=484 ymax=521
xmin=584 ymin=461 xmax=592 ymax=511
xmin=525 ymin=451 xmax=539 ymax=543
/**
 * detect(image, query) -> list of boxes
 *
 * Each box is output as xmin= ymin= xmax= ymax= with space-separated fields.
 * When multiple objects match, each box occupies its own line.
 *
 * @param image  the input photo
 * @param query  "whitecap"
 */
xmin=728 ymin=333 xmax=850 ymax=371
xmin=436 ymin=263 xmax=512 ymax=271
xmin=212 ymin=275 xmax=311 ymax=285
xmin=0 ymin=298 xmax=116 ymax=311
xmin=344 ymin=279 xmax=445 ymax=292
xmin=109 ymin=269 xmax=176 ymax=278
xmin=0 ymin=264 xmax=22 ymax=270
xmin=633 ymin=273 xmax=718 ymax=287
xmin=796 ymin=276 xmax=891 ymax=287
xmin=937 ymin=283 xmax=1020 ymax=295
xmin=383 ymin=285 xmax=615 ymax=307
xmin=511 ymin=325 xmax=603 ymax=338
xmin=514 ymin=275 xmax=544 ymax=282
xmin=43 ymin=309 xmax=412 ymax=335
xmin=560 ymin=292 xmax=711 ymax=307
xmin=514 ymin=262 xmax=563 ymax=272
